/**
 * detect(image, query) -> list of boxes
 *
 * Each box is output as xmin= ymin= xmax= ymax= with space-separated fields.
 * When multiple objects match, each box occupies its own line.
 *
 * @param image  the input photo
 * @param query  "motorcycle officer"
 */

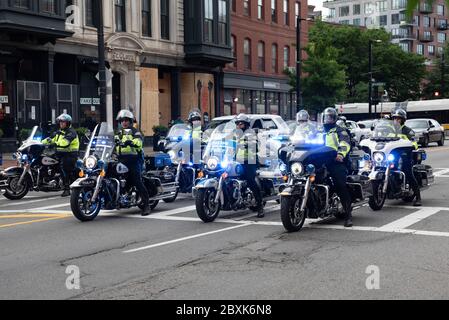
xmin=391 ymin=109 xmax=421 ymax=206
xmin=185 ymin=110 xmax=203 ymax=165
xmin=322 ymin=108 xmax=353 ymax=227
xmin=115 ymin=110 xmax=151 ymax=216
xmin=234 ymin=114 xmax=265 ymax=218
xmin=296 ymin=110 xmax=316 ymax=133
xmin=43 ymin=114 xmax=79 ymax=197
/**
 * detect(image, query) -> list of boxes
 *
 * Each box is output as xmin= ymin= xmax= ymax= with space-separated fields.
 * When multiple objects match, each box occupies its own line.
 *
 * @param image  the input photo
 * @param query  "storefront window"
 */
xmin=235 ymin=89 xmax=251 ymax=114
xmin=255 ymin=91 xmax=266 ymax=114
xmin=0 ymin=65 xmax=14 ymax=138
xmin=267 ymin=92 xmax=279 ymax=114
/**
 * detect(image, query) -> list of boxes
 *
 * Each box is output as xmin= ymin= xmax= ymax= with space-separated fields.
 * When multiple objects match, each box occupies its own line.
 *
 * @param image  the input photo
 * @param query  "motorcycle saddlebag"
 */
xmin=146 ymin=152 xmax=172 ymax=169
xmin=413 ymin=164 xmax=434 ymax=187
xmin=346 ymin=175 xmax=372 ymax=200
xmin=412 ymin=150 xmax=426 ymax=164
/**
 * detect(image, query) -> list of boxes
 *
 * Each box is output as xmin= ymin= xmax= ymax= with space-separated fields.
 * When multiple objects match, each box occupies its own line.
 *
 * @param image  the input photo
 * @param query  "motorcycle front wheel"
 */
xmin=369 ymin=181 xmax=386 ymax=211
xmin=196 ymin=188 xmax=221 ymax=222
xmin=70 ymin=187 xmax=101 ymax=222
xmin=280 ymin=196 xmax=307 ymax=232
xmin=3 ymin=176 xmax=30 ymax=200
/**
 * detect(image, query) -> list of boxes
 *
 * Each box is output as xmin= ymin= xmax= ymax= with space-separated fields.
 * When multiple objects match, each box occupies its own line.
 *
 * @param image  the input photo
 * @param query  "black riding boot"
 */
xmin=413 ymin=189 xmax=422 ymax=207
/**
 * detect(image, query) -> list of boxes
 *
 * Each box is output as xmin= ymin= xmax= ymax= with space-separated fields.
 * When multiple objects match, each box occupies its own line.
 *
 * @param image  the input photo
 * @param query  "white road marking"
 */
xmin=124 ymin=223 xmax=251 ymax=253
xmin=150 ymin=205 xmax=197 ymax=217
xmin=375 ymin=207 xmax=440 ymax=232
xmin=434 ymin=168 xmax=449 ymax=177
xmin=0 ymin=196 xmax=61 ymax=208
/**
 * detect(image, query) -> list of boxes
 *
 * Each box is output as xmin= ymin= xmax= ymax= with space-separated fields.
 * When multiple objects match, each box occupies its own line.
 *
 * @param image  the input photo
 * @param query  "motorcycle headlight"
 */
xmin=168 ymin=150 xmax=176 ymax=160
xmin=291 ymin=162 xmax=304 ymax=177
xmin=207 ymin=157 xmax=219 ymax=170
xmin=373 ymin=152 xmax=385 ymax=164
xmin=85 ymin=156 xmax=97 ymax=170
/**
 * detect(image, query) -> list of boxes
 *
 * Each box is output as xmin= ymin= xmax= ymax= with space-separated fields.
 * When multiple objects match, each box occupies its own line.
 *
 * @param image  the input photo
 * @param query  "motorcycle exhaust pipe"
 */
xmin=300 ymin=176 xmax=312 ymax=212
xmin=382 ymin=165 xmax=390 ymax=194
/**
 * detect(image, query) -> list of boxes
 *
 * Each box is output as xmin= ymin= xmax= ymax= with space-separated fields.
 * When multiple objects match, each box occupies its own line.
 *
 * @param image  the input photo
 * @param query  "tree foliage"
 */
xmin=289 ymin=20 xmax=427 ymax=108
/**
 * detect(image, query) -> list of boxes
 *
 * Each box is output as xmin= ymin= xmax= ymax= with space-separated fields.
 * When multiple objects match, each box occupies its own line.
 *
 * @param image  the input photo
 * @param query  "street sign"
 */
xmin=0 ymin=96 xmax=8 ymax=103
xmin=96 ymin=69 xmax=114 ymax=82
xmin=372 ymin=82 xmax=385 ymax=86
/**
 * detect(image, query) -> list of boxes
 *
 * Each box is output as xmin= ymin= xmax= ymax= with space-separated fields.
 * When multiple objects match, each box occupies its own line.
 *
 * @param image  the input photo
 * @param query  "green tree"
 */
xmin=422 ymin=44 xmax=449 ymax=99
xmin=306 ymin=20 xmax=426 ymax=103
xmin=286 ymin=38 xmax=347 ymax=112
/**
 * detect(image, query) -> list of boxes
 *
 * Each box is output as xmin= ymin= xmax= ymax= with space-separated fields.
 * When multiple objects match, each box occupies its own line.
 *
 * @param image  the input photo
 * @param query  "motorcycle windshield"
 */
xmin=290 ymin=122 xmax=324 ymax=147
xmin=25 ymin=126 xmax=44 ymax=143
xmin=372 ymin=120 xmax=401 ymax=140
xmin=85 ymin=122 xmax=115 ymax=162
xmin=167 ymin=124 xmax=190 ymax=142
xmin=203 ymin=121 xmax=238 ymax=164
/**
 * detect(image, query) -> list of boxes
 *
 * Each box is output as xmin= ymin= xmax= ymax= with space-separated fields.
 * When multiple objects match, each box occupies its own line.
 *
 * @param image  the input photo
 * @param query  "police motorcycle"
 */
xmin=70 ymin=122 xmax=175 ymax=222
xmin=0 ymin=126 xmax=67 ymax=199
xmin=162 ymin=123 xmax=211 ymax=197
xmin=194 ymin=121 xmax=286 ymax=223
xmin=359 ymin=119 xmax=434 ymax=210
xmin=278 ymin=127 xmax=373 ymax=232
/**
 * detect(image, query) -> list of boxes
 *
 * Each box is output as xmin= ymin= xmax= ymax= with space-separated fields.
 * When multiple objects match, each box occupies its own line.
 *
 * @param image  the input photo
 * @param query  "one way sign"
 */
xmin=96 ymin=69 xmax=114 ymax=82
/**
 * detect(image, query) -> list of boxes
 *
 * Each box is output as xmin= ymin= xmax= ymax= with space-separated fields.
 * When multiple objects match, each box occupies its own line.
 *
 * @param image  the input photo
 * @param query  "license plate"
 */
xmin=80 ymin=179 xmax=96 ymax=187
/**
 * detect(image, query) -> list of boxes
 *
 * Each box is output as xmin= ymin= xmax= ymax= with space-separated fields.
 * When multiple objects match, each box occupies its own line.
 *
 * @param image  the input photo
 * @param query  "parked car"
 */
xmin=286 ymin=120 xmax=297 ymax=134
xmin=357 ymin=119 xmax=380 ymax=139
xmin=346 ymin=120 xmax=367 ymax=143
xmin=405 ymin=118 xmax=445 ymax=147
xmin=206 ymin=114 xmax=291 ymax=137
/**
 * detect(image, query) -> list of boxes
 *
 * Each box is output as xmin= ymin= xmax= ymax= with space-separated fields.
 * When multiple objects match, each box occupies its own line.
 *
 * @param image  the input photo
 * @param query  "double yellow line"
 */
xmin=0 ymin=213 xmax=69 ymax=229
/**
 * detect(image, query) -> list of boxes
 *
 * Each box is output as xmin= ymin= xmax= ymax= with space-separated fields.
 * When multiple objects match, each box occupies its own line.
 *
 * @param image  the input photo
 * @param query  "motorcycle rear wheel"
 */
xmin=280 ymin=196 xmax=307 ymax=232
xmin=70 ymin=187 xmax=101 ymax=222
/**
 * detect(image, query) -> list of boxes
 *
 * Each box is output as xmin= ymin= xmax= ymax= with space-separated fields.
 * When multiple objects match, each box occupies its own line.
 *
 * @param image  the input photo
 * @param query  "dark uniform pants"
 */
xmin=58 ymin=152 xmax=78 ymax=190
xmin=400 ymin=150 xmax=420 ymax=196
xmin=328 ymin=162 xmax=352 ymax=218
xmin=120 ymin=156 xmax=149 ymax=210
xmin=243 ymin=164 xmax=263 ymax=211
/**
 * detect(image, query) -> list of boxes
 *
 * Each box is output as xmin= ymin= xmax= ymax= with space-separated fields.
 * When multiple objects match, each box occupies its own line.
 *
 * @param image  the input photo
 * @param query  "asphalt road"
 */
xmin=1 ymin=143 xmax=449 ymax=300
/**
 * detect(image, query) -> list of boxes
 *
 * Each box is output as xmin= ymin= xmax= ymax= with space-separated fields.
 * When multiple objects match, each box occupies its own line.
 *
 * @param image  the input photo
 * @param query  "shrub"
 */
xmin=152 ymin=125 xmax=168 ymax=136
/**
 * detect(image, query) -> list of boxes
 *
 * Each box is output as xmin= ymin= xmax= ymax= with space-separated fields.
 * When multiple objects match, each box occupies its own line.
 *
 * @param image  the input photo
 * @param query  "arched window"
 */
xmin=272 ymin=44 xmax=278 ymax=73
xmin=283 ymin=46 xmax=290 ymax=69
xmin=244 ymin=38 xmax=252 ymax=70
xmin=258 ymin=41 xmax=265 ymax=72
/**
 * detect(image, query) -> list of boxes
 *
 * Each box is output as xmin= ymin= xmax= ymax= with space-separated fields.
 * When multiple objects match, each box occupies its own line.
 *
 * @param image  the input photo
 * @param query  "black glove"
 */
xmin=123 ymin=140 xmax=134 ymax=147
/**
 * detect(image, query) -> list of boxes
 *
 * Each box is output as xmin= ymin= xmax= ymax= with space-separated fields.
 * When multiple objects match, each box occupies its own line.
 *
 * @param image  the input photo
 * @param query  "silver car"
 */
xmin=405 ymin=118 xmax=445 ymax=147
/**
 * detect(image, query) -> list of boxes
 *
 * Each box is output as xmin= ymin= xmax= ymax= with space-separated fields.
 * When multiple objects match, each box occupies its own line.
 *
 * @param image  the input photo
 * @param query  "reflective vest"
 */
xmin=385 ymin=124 xmax=418 ymax=150
xmin=115 ymin=127 xmax=143 ymax=156
xmin=43 ymin=127 xmax=79 ymax=153
xmin=325 ymin=126 xmax=351 ymax=158
xmin=235 ymin=132 xmax=258 ymax=164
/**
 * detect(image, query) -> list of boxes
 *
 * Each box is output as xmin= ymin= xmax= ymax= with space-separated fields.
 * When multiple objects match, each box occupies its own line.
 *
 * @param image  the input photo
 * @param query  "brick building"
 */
xmin=221 ymin=0 xmax=309 ymax=119
xmin=323 ymin=0 xmax=449 ymax=63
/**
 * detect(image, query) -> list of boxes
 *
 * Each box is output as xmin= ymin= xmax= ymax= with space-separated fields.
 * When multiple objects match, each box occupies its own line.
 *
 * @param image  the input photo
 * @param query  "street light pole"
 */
xmin=296 ymin=14 xmax=302 ymax=113
xmin=96 ymin=0 xmax=106 ymax=123
xmin=368 ymin=40 xmax=373 ymax=119
xmin=368 ymin=39 xmax=381 ymax=119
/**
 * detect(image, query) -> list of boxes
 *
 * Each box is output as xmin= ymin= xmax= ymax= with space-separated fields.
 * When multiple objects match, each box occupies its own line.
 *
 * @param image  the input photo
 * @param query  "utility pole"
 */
xmin=368 ymin=40 xmax=373 ymax=119
xmin=96 ymin=0 xmax=107 ymax=123
xmin=296 ymin=13 xmax=302 ymax=113
xmin=441 ymin=52 xmax=445 ymax=98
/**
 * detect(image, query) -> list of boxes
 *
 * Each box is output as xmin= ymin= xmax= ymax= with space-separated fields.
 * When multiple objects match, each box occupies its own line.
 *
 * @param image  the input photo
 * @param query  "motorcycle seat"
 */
xmin=346 ymin=175 xmax=369 ymax=183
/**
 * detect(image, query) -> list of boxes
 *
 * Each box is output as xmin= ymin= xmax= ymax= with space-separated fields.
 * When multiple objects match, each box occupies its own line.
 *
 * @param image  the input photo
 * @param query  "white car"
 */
xmin=207 ymin=114 xmax=291 ymax=137
xmin=346 ymin=120 xmax=369 ymax=143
